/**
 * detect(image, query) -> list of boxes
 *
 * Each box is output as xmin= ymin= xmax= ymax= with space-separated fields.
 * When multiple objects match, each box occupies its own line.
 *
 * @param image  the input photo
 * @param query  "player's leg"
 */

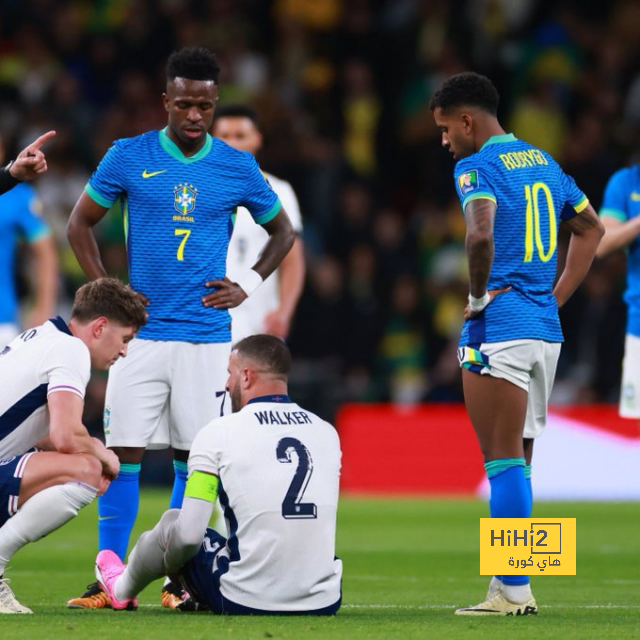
xmin=456 ymin=341 xmax=535 ymax=615
xmin=96 ymin=509 xmax=181 ymax=609
xmin=523 ymin=340 xmax=561 ymax=500
xmin=68 ymin=339 xmax=170 ymax=609
xmin=157 ymin=341 xmax=230 ymax=609
xmin=618 ymin=334 xmax=640 ymax=431
xmin=169 ymin=342 xmax=229 ymax=528
xmin=0 ymin=452 xmax=101 ymax=614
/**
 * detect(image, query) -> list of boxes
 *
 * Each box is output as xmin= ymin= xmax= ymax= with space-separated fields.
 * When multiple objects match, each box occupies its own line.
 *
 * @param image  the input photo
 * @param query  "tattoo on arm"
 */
xmin=465 ymin=198 xmax=496 ymax=295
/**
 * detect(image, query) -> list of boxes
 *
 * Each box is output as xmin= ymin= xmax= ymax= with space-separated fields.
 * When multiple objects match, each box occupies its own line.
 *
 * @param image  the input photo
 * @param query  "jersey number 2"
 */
xmin=175 ymin=228 xmax=191 ymax=261
xmin=523 ymin=182 xmax=557 ymax=263
xmin=276 ymin=437 xmax=317 ymax=519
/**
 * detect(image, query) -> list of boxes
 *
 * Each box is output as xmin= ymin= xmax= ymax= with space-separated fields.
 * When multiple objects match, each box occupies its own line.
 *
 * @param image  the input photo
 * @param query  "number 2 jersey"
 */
xmin=453 ymin=133 xmax=589 ymax=346
xmin=86 ymin=129 xmax=282 ymax=343
xmin=188 ymin=395 xmax=342 ymax=612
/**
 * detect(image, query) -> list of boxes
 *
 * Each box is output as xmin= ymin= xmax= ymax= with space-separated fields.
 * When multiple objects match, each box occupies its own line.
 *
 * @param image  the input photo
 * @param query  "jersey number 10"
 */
xmin=523 ymin=182 xmax=557 ymax=263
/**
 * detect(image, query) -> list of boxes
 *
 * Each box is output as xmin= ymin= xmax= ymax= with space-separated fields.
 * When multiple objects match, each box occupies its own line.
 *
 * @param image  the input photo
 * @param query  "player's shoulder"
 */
xmin=212 ymin=137 xmax=254 ymax=165
xmin=0 ymin=180 xmax=34 ymax=205
xmin=262 ymin=171 xmax=291 ymax=192
xmin=607 ymin=164 xmax=640 ymax=188
xmin=109 ymin=131 xmax=159 ymax=153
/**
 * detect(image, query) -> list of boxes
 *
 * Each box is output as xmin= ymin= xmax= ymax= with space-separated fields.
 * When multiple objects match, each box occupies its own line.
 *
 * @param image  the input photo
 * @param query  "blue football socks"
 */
xmin=97 ymin=463 xmax=141 ymax=561
xmin=169 ymin=460 xmax=188 ymax=509
xmin=485 ymin=457 xmax=531 ymax=587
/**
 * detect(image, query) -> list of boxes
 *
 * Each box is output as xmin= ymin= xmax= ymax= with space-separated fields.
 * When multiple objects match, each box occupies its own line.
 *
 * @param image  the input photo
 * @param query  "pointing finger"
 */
xmin=26 ymin=130 xmax=57 ymax=152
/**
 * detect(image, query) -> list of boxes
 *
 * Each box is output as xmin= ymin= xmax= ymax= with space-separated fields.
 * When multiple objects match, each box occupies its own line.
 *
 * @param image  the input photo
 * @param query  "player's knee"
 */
xmin=156 ymin=509 xmax=181 ymax=546
xmin=69 ymin=454 xmax=103 ymax=487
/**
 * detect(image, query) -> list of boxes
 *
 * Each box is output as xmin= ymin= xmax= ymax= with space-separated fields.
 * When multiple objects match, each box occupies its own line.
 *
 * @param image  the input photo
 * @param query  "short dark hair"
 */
xmin=71 ymin=278 xmax=147 ymax=330
xmin=212 ymin=104 xmax=259 ymax=128
xmin=429 ymin=72 xmax=499 ymax=116
xmin=233 ymin=334 xmax=291 ymax=380
xmin=166 ymin=46 xmax=220 ymax=83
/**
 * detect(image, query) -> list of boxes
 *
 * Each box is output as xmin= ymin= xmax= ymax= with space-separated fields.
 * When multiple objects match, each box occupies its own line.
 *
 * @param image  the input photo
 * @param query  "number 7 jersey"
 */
xmin=188 ymin=394 xmax=342 ymax=612
xmin=86 ymin=129 xmax=282 ymax=343
xmin=453 ymin=133 xmax=589 ymax=345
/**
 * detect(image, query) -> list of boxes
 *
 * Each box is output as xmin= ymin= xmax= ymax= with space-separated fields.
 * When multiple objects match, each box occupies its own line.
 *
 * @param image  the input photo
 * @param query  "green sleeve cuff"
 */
xmin=26 ymin=226 xmax=51 ymax=244
xmin=254 ymin=198 xmax=282 ymax=225
xmin=599 ymin=207 xmax=626 ymax=222
xmin=85 ymin=183 xmax=115 ymax=209
xmin=461 ymin=192 xmax=497 ymax=213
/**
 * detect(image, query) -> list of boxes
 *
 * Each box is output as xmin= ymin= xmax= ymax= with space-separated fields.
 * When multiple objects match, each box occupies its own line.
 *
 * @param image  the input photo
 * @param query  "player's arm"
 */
xmin=553 ymin=203 xmax=604 ymax=308
xmin=203 ymin=209 xmax=295 ymax=310
xmin=24 ymin=235 xmax=58 ymax=328
xmin=462 ymin=198 xmax=509 ymax=318
xmin=163 ymin=471 xmax=219 ymax=574
xmin=263 ymin=234 xmax=305 ymax=338
xmin=48 ymin=390 xmax=120 ymax=479
xmin=66 ymin=191 xmax=111 ymax=280
xmin=595 ymin=216 xmax=640 ymax=258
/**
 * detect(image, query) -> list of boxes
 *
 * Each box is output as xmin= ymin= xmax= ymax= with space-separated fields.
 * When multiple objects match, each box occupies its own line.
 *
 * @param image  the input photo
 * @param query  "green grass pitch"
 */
xmin=1 ymin=490 xmax=638 ymax=639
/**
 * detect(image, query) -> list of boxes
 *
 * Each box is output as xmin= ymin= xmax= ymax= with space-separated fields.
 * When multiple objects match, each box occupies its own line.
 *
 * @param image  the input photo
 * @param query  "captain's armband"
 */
xmin=184 ymin=470 xmax=219 ymax=503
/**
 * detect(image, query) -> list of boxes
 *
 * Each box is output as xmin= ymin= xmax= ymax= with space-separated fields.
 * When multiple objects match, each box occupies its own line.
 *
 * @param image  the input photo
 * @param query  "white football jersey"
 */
xmin=0 ymin=317 xmax=90 ymax=457
xmin=226 ymin=172 xmax=303 ymax=343
xmin=188 ymin=395 xmax=342 ymax=612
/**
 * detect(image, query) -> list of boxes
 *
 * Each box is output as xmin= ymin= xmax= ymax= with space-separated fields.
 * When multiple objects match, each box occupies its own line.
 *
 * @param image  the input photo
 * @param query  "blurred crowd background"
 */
xmin=1 ymin=0 xmax=639 ymax=431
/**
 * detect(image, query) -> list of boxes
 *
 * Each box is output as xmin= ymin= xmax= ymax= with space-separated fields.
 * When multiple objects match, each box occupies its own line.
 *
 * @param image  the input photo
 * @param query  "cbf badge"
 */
xmin=103 ymin=406 xmax=111 ymax=435
xmin=457 ymin=170 xmax=479 ymax=196
xmin=174 ymin=183 xmax=198 ymax=214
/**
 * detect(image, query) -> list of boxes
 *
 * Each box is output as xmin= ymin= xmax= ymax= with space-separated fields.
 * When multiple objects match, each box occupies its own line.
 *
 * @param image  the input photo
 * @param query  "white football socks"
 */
xmin=0 ymin=482 xmax=97 ymax=574
xmin=114 ymin=510 xmax=180 ymax=601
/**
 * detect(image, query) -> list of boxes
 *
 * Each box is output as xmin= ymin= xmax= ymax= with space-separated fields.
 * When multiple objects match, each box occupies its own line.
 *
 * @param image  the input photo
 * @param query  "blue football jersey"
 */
xmin=454 ymin=133 xmax=588 ymax=346
xmin=0 ymin=183 xmax=50 ymax=324
xmin=599 ymin=164 xmax=640 ymax=336
xmin=86 ymin=129 xmax=282 ymax=343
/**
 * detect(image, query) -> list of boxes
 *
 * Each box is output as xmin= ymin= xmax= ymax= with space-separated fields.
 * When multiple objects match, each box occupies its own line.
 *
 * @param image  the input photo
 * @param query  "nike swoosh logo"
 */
xmin=98 ymin=515 xmax=118 ymax=521
xmin=631 ymin=192 xmax=640 ymax=202
xmin=142 ymin=169 xmax=167 ymax=178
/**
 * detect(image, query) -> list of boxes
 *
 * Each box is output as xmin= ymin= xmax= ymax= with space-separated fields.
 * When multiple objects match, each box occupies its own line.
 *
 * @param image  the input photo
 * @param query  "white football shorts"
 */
xmin=458 ymin=339 xmax=561 ymax=438
xmin=103 ymin=339 xmax=231 ymax=450
xmin=619 ymin=333 xmax=640 ymax=418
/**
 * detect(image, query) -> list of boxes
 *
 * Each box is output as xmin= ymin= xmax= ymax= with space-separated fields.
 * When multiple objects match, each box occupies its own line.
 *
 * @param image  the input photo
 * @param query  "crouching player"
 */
xmin=95 ymin=335 xmax=342 ymax=615
xmin=0 ymin=278 xmax=146 ymax=613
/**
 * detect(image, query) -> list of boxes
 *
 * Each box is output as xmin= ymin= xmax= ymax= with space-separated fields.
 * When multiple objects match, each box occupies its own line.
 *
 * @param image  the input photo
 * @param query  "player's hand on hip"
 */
xmin=464 ymin=286 xmax=511 ymax=320
xmin=203 ymin=277 xmax=247 ymax=309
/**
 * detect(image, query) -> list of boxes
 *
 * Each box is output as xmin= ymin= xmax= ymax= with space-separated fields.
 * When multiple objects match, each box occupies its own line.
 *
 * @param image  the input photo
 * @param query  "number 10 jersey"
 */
xmin=453 ymin=133 xmax=589 ymax=345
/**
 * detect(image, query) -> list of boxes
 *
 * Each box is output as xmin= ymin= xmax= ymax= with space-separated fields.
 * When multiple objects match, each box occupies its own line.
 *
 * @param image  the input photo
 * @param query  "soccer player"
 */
xmin=0 ymin=136 xmax=58 ymax=347
xmin=66 ymin=47 xmax=294 ymax=609
xmin=0 ymin=130 xmax=56 ymax=195
xmin=429 ymin=72 xmax=604 ymax=615
xmin=595 ymin=164 xmax=640 ymax=421
xmin=213 ymin=104 xmax=306 ymax=342
xmin=95 ymin=335 xmax=342 ymax=615
xmin=0 ymin=278 xmax=146 ymax=614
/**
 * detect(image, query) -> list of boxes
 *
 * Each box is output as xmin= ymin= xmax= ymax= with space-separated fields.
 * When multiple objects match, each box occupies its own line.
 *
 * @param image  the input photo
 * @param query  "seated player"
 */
xmin=0 ymin=278 xmax=146 ymax=614
xmin=95 ymin=335 xmax=342 ymax=615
